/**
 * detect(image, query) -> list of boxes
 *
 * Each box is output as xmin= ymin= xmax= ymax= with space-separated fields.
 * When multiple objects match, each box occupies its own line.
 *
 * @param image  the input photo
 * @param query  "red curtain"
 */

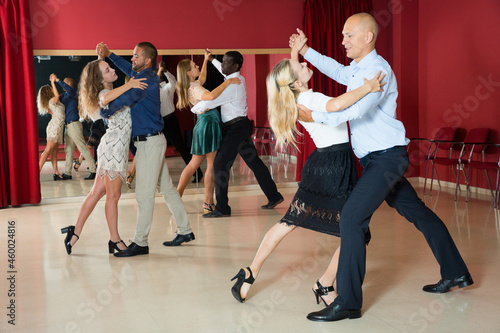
xmin=0 ymin=0 xmax=41 ymax=207
xmin=297 ymin=0 xmax=373 ymax=180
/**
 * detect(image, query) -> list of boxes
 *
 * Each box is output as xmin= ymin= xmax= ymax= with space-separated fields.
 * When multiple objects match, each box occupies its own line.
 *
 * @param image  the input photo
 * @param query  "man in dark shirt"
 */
xmin=54 ymin=75 xmax=96 ymax=180
xmin=97 ymin=42 xmax=194 ymax=257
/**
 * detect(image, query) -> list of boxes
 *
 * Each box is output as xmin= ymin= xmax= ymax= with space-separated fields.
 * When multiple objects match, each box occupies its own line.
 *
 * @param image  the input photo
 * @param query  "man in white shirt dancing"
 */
xmin=192 ymin=51 xmax=283 ymax=217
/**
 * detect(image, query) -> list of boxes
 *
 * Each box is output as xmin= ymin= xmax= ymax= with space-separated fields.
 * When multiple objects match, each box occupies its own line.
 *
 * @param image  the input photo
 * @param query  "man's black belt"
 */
xmin=66 ymin=120 xmax=79 ymax=125
xmin=132 ymin=131 xmax=161 ymax=142
xmin=223 ymin=116 xmax=247 ymax=128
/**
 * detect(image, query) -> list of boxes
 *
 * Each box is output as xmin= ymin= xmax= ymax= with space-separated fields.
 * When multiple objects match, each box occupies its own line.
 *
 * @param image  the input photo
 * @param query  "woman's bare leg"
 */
xmin=238 ymin=223 xmax=297 ymax=299
xmin=177 ymin=155 xmax=205 ymax=196
xmin=314 ymin=245 xmax=340 ymax=305
xmin=104 ymin=175 xmax=126 ymax=250
xmin=71 ymin=175 xmax=107 ymax=246
xmin=39 ymin=141 xmax=57 ymax=172
xmin=50 ymin=146 xmax=60 ymax=175
xmin=203 ymin=151 xmax=217 ymax=206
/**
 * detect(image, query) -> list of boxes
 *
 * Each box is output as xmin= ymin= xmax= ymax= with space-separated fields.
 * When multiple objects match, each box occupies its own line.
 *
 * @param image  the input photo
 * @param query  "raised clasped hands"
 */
xmin=204 ymin=48 xmax=214 ymax=61
xmin=49 ymin=73 xmax=58 ymax=83
xmin=363 ymin=71 xmax=387 ymax=93
xmin=158 ymin=61 xmax=166 ymax=72
xmin=297 ymin=104 xmax=314 ymax=122
xmin=96 ymin=42 xmax=111 ymax=58
xmin=289 ymin=28 xmax=309 ymax=55
xmin=127 ymin=77 xmax=148 ymax=90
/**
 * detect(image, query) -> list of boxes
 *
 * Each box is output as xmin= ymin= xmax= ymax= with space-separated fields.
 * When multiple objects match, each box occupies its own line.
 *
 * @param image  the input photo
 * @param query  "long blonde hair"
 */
xmin=37 ymin=85 xmax=54 ymax=115
xmin=266 ymin=59 xmax=301 ymax=151
xmin=176 ymin=59 xmax=192 ymax=110
xmin=78 ymin=59 xmax=104 ymax=119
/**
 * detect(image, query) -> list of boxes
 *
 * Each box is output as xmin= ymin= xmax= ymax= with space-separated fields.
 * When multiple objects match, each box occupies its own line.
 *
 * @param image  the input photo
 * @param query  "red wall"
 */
xmin=28 ymin=0 xmax=500 ymax=191
xmin=417 ymin=0 xmax=500 ymax=189
xmin=376 ymin=0 xmax=500 ymax=191
xmin=28 ymin=0 xmax=302 ymax=50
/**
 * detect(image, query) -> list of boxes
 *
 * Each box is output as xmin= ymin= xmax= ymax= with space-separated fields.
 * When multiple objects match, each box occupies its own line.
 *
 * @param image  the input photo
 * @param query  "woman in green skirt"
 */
xmin=176 ymin=49 xmax=241 ymax=213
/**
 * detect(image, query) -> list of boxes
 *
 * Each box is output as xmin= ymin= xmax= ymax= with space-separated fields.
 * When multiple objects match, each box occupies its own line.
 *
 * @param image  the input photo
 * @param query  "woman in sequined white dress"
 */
xmin=60 ymin=59 xmax=147 ymax=255
xmin=37 ymin=74 xmax=66 ymax=180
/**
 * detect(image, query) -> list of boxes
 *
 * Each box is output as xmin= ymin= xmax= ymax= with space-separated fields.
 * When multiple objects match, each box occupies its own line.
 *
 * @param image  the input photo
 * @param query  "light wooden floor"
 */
xmin=1 ymin=157 xmax=499 ymax=332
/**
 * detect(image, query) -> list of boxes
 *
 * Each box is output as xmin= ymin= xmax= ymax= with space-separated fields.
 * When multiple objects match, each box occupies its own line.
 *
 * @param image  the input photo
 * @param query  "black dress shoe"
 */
xmin=84 ymin=172 xmax=96 ymax=180
xmin=113 ymin=242 xmax=149 ymax=257
xmin=163 ymin=232 xmax=195 ymax=246
xmin=202 ymin=210 xmax=230 ymax=218
xmin=422 ymin=272 xmax=474 ymax=293
xmin=261 ymin=195 xmax=284 ymax=209
xmin=61 ymin=173 xmax=72 ymax=180
xmin=307 ymin=302 xmax=361 ymax=322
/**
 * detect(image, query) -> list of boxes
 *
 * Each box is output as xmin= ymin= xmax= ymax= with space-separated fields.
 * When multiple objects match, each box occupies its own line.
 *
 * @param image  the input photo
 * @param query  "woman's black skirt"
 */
xmin=280 ymin=142 xmax=357 ymax=237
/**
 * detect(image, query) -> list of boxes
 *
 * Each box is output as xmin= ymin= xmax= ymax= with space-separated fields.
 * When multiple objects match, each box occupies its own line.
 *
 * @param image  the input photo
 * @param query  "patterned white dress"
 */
xmin=96 ymin=89 xmax=132 ymax=181
xmin=46 ymin=100 xmax=65 ymax=144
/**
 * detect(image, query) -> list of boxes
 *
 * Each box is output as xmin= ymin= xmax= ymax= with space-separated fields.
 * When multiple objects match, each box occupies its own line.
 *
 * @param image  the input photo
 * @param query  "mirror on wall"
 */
xmin=35 ymin=54 xmax=296 ymax=199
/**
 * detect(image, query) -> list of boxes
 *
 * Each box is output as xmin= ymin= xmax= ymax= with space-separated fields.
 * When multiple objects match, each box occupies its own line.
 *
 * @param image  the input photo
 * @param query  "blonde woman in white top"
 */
xmin=230 ymin=39 xmax=385 ymax=305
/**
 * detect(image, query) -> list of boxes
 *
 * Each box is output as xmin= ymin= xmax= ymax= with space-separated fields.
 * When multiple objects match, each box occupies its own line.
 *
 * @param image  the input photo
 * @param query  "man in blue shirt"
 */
xmin=294 ymin=13 xmax=472 ymax=322
xmin=54 ymin=75 xmax=96 ymax=180
xmin=97 ymin=42 xmax=194 ymax=257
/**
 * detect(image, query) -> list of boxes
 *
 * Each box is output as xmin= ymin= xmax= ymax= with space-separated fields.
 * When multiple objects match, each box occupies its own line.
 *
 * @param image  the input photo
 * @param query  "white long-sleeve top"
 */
xmin=190 ymin=59 xmax=247 ymax=122
xmin=159 ymin=71 xmax=176 ymax=117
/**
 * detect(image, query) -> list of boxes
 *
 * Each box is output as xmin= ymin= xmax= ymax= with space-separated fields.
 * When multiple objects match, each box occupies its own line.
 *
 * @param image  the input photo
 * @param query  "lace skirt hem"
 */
xmin=278 ymin=144 xmax=357 ymax=236
xmin=97 ymin=169 xmax=126 ymax=181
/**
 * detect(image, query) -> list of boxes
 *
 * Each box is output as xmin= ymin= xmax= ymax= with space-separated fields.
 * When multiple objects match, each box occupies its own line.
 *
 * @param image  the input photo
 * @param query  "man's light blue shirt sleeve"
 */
xmin=311 ymin=87 xmax=388 ymax=127
xmin=304 ymin=48 xmax=350 ymax=86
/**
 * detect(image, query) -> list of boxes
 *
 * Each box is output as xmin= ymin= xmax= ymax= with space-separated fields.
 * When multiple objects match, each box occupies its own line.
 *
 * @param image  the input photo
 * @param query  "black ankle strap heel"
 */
xmin=312 ymin=280 xmax=334 ymax=306
xmin=61 ymin=225 xmax=79 ymax=255
xmin=108 ymin=240 xmax=127 ymax=254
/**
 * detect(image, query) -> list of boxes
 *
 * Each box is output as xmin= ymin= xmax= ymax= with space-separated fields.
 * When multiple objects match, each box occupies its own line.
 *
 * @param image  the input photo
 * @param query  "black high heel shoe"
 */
xmin=231 ymin=267 xmax=255 ymax=303
xmin=203 ymin=202 xmax=214 ymax=215
xmin=108 ymin=240 xmax=127 ymax=254
xmin=53 ymin=174 xmax=64 ymax=181
xmin=312 ymin=280 xmax=334 ymax=306
xmin=61 ymin=225 xmax=79 ymax=255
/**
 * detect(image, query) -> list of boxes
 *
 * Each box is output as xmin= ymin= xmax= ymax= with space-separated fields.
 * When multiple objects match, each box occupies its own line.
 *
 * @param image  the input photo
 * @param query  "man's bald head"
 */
xmin=342 ymin=12 xmax=379 ymax=62
xmin=348 ymin=13 xmax=378 ymax=44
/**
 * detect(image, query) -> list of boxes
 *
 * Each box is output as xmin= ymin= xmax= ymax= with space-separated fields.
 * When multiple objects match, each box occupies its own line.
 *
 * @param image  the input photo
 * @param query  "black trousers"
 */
xmin=213 ymin=117 xmax=280 ymax=214
xmin=162 ymin=114 xmax=202 ymax=179
xmin=335 ymin=146 xmax=469 ymax=309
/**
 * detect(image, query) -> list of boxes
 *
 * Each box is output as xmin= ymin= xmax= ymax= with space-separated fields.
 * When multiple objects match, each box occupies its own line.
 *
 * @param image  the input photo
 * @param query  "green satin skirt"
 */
xmin=190 ymin=108 xmax=222 ymax=155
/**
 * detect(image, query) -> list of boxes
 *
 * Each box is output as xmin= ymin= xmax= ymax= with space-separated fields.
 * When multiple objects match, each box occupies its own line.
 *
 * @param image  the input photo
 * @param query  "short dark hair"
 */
xmin=64 ymin=77 xmax=76 ymax=87
xmin=136 ymin=42 xmax=158 ymax=64
xmin=225 ymin=51 xmax=243 ymax=71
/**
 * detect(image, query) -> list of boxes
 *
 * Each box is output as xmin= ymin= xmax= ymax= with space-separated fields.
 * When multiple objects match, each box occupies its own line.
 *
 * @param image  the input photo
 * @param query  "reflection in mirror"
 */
xmin=35 ymin=54 xmax=296 ymax=200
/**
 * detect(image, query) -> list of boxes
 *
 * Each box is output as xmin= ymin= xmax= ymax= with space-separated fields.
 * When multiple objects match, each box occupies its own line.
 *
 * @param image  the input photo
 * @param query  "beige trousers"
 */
xmin=133 ymin=133 xmax=191 ymax=246
xmin=64 ymin=121 xmax=96 ymax=174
